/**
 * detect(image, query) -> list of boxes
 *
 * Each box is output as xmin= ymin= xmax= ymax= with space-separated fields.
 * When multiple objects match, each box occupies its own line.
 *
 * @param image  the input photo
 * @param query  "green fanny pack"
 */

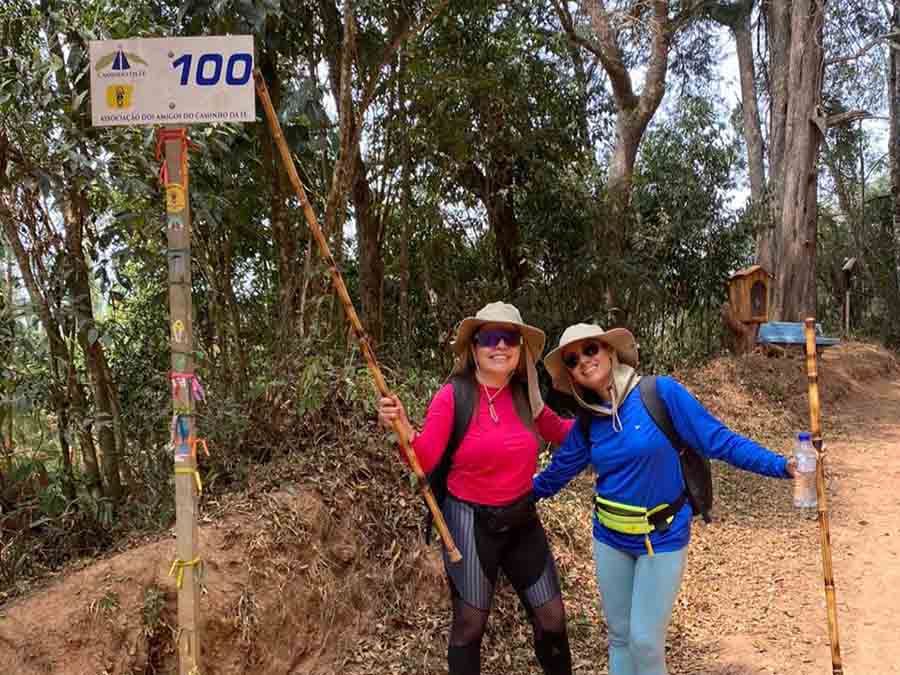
xmin=592 ymin=492 xmax=687 ymax=556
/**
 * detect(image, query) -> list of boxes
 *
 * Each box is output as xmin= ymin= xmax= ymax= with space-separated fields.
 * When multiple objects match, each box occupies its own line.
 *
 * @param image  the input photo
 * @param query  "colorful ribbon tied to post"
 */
xmin=155 ymin=127 xmax=196 ymax=188
xmin=175 ymin=466 xmax=203 ymax=494
xmin=168 ymin=556 xmax=202 ymax=589
xmin=169 ymin=371 xmax=206 ymax=403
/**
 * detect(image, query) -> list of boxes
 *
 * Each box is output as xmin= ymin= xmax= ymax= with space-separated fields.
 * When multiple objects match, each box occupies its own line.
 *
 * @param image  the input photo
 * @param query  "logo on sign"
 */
xmin=111 ymin=49 xmax=131 ymax=70
xmin=95 ymin=48 xmax=148 ymax=80
xmin=106 ymin=84 xmax=134 ymax=109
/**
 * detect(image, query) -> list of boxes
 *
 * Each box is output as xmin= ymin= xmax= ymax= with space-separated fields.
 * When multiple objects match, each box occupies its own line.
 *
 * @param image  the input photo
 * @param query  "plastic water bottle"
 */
xmin=793 ymin=432 xmax=817 ymax=508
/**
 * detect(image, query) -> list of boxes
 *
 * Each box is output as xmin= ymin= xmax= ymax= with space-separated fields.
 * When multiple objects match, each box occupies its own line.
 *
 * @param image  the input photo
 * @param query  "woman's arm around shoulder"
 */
xmin=532 ymin=421 xmax=592 ymax=500
xmin=656 ymin=376 xmax=791 ymax=479
xmin=535 ymin=404 xmax=576 ymax=445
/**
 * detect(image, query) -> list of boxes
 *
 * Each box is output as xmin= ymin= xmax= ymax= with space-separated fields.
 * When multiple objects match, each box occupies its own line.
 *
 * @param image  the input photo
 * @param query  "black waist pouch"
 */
xmin=474 ymin=492 xmax=538 ymax=534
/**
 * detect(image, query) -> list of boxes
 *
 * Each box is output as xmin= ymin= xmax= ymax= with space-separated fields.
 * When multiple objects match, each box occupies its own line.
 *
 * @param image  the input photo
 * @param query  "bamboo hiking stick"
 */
xmin=254 ymin=71 xmax=462 ymax=564
xmin=803 ymin=318 xmax=843 ymax=675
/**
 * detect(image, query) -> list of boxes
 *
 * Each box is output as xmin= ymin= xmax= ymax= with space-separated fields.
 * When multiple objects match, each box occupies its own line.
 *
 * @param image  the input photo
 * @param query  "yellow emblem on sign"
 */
xmin=106 ymin=84 xmax=134 ymax=109
xmin=166 ymin=183 xmax=186 ymax=213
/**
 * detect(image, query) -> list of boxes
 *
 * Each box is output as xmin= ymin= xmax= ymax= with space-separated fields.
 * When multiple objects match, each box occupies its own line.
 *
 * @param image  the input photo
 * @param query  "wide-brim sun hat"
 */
xmin=452 ymin=301 xmax=546 ymax=359
xmin=545 ymin=323 xmax=638 ymax=394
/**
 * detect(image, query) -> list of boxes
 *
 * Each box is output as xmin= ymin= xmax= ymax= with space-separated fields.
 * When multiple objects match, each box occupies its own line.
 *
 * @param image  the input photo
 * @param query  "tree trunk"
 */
xmin=297 ymin=233 xmax=315 ymax=340
xmin=769 ymin=0 xmax=825 ymax=321
xmin=562 ymin=34 xmax=592 ymax=150
xmin=605 ymin=120 xmax=642 ymax=257
xmin=733 ymin=6 xmax=766 ymax=206
xmin=398 ymin=131 xmax=413 ymax=353
xmin=352 ymin=152 xmax=385 ymax=344
xmin=558 ymin=0 xmax=672 ymax=306
xmin=890 ymin=0 xmax=900 ymax=309
xmin=39 ymin=16 xmax=111 ymax=497
xmin=0 ymin=206 xmax=103 ymax=496
xmin=63 ymin=189 xmax=122 ymax=503
xmin=47 ymin=344 xmax=77 ymax=502
xmin=764 ymin=0 xmax=794 ymax=274
xmin=489 ymin=188 xmax=526 ymax=292
xmin=729 ymin=2 xmax=769 ymax=258
xmin=259 ymin=51 xmax=301 ymax=346
xmin=458 ymin=160 xmax=526 ymax=291
xmin=0 ymin=260 xmax=12 ymax=462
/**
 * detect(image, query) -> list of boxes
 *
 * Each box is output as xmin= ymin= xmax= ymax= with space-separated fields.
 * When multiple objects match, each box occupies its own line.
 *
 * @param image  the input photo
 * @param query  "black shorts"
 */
xmin=441 ymin=494 xmax=562 ymax=611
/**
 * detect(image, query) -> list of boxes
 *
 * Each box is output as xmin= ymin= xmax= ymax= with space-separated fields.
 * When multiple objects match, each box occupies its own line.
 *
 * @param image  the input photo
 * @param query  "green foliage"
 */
xmin=141 ymin=584 xmax=169 ymax=637
xmin=625 ymin=97 xmax=754 ymax=367
xmin=89 ymin=589 xmax=120 ymax=615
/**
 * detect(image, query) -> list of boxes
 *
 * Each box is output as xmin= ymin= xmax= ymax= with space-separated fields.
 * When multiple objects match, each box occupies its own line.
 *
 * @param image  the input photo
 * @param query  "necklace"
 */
xmin=481 ymin=382 xmax=507 ymax=424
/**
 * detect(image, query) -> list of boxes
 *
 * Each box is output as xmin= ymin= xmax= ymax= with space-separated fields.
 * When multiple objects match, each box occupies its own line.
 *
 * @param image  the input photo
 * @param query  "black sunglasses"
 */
xmin=562 ymin=341 xmax=604 ymax=370
xmin=474 ymin=328 xmax=522 ymax=348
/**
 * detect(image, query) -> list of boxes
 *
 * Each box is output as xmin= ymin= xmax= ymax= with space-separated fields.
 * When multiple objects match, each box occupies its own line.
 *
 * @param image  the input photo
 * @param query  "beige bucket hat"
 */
xmin=452 ymin=302 xmax=546 ymax=359
xmin=545 ymin=323 xmax=638 ymax=394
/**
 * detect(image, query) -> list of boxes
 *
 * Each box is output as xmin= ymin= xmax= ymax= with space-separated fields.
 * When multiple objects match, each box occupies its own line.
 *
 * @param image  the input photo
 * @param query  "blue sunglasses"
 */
xmin=474 ymin=328 xmax=522 ymax=348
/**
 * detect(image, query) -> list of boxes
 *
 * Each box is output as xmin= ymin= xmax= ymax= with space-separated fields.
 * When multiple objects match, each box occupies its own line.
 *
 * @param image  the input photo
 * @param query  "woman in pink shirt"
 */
xmin=378 ymin=302 xmax=574 ymax=675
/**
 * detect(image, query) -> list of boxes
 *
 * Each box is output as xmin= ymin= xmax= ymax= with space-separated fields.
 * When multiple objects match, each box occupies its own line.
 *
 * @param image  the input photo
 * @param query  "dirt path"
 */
xmin=718 ymin=376 xmax=900 ymax=675
xmin=814 ymin=377 xmax=900 ymax=674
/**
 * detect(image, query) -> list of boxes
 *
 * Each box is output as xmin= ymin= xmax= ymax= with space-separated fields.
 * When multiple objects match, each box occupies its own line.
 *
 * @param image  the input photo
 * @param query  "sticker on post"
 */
xmin=166 ymin=183 xmax=186 ymax=213
xmin=172 ymin=319 xmax=186 ymax=344
xmin=168 ymin=252 xmax=186 ymax=281
xmin=174 ymin=442 xmax=191 ymax=462
xmin=173 ymin=415 xmax=191 ymax=462
xmin=167 ymin=212 xmax=185 ymax=231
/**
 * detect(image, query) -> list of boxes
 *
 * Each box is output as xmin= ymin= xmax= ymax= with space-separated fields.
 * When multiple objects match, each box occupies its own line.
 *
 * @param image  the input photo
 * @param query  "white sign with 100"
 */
xmin=89 ymin=35 xmax=255 ymax=127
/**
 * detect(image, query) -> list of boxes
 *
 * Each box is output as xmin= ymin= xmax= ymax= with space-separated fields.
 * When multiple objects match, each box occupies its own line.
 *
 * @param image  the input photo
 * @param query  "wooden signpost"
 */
xmin=89 ymin=35 xmax=255 ymax=675
xmin=161 ymin=127 xmax=202 ymax=673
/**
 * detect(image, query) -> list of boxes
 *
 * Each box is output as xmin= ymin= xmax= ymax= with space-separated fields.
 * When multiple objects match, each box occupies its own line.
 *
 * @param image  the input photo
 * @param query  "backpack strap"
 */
xmin=576 ymin=409 xmax=592 ymax=444
xmin=510 ymin=377 xmax=537 ymax=430
xmin=638 ymin=377 xmax=680 ymax=451
xmin=449 ymin=374 xmax=477 ymax=461
xmin=638 ymin=376 xmax=713 ymax=523
xmin=423 ymin=374 xmax=476 ymax=542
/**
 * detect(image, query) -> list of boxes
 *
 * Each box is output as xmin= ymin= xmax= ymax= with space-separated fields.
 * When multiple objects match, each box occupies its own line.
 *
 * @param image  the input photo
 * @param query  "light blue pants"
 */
xmin=592 ymin=539 xmax=688 ymax=675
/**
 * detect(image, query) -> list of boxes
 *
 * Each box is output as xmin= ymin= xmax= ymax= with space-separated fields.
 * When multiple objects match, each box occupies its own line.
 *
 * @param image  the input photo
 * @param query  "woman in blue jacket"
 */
xmin=533 ymin=323 xmax=797 ymax=675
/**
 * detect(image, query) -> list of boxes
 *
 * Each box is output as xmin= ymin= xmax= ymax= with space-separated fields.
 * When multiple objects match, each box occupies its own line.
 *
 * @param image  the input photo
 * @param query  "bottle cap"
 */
xmin=798 ymin=432 xmax=811 ymax=441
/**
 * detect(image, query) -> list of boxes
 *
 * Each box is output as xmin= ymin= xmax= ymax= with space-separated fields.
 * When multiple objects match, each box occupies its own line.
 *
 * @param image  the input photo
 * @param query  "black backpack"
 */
xmin=423 ymin=374 xmax=535 ymax=542
xmin=577 ymin=376 xmax=713 ymax=523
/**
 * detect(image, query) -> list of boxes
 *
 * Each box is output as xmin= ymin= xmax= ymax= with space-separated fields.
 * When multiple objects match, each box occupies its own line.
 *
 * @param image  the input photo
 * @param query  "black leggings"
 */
xmin=442 ymin=495 xmax=572 ymax=675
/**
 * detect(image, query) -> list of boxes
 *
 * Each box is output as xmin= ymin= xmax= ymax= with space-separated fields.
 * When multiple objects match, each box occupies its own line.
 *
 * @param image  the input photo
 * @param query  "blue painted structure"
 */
xmin=757 ymin=322 xmax=840 ymax=347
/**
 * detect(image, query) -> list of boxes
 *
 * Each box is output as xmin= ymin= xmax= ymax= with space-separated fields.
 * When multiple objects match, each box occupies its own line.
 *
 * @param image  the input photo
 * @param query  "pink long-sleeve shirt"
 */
xmin=410 ymin=382 xmax=574 ymax=506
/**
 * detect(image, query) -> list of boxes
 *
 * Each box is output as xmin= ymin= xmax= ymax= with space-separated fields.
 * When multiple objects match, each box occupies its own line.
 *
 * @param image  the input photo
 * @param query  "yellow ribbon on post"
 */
xmin=175 ymin=466 xmax=203 ymax=494
xmin=169 ymin=557 xmax=202 ymax=589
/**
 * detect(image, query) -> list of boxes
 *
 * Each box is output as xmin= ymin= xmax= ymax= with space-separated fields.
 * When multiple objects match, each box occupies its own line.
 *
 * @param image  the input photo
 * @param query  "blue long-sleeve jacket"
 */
xmin=533 ymin=376 xmax=790 ymax=555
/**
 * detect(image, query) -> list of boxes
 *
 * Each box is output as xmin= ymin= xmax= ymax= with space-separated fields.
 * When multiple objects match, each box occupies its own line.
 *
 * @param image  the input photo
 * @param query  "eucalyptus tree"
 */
xmin=552 ymin=0 xmax=718 ymax=314
xmin=889 ymin=0 xmax=900 ymax=316
xmin=0 ymin=245 xmax=13 ymax=461
xmin=710 ymin=0 xmax=888 ymax=320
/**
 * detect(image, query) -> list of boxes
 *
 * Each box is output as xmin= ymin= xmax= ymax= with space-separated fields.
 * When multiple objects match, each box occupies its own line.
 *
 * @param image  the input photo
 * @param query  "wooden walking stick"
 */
xmin=803 ymin=318 xmax=844 ymax=674
xmin=254 ymin=70 xmax=462 ymax=563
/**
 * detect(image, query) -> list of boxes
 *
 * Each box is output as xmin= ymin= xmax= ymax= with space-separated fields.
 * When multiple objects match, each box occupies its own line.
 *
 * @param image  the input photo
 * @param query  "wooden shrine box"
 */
xmin=728 ymin=265 xmax=771 ymax=323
